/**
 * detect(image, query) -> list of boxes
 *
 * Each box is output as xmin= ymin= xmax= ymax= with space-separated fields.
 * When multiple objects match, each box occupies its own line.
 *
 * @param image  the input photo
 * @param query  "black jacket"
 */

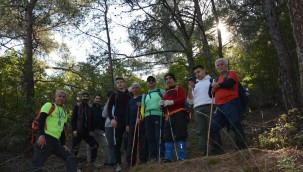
xmin=91 ymin=103 xmax=105 ymax=131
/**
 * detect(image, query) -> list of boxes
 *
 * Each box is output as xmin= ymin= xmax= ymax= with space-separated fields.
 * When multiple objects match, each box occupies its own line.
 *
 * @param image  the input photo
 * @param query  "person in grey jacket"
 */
xmin=102 ymin=91 xmax=116 ymax=167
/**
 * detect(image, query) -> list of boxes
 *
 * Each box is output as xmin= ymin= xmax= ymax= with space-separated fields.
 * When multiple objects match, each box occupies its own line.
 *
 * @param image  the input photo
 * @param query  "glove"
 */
xmin=159 ymin=100 xmax=164 ymax=106
xmin=163 ymin=100 xmax=174 ymax=107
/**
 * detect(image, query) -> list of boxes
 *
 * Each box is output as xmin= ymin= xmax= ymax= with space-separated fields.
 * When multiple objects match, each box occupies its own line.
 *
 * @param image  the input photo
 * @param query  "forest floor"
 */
xmin=1 ymin=107 xmax=303 ymax=172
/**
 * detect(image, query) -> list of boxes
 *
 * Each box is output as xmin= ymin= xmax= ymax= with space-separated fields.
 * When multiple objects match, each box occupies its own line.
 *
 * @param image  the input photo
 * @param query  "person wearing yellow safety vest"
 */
xmin=30 ymin=90 xmax=79 ymax=172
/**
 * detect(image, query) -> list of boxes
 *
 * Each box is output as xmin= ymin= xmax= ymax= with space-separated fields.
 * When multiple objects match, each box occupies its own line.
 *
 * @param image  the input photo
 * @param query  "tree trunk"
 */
xmin=24 ymin=0 xmax=37 ymax=112
xmin=103 ymin=0 xmax=114 ymax=89
xmin=210 ymin=0 xmax=223 ymax=58
xmin=185 ymin=39 xmax=195 ymax=78
xmin=263 ymin=0 xmax=298 ymax=109
xmin=193 ymin=0 xmax=215 ymax=77
xmin=287 ymin=0 xmax=303 ymax=107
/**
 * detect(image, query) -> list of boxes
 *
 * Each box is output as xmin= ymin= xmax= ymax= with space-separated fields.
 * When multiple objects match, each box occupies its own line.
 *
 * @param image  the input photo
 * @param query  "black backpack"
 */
xmin=220 ymin=71 xmax=249 ymax=113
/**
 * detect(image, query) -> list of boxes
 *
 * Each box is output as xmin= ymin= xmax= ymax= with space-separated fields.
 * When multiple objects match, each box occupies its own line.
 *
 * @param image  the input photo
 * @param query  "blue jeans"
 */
xmin=145 ymin=115 xmax=163 ymax=160
xmin=210 ymin=98 xmax=246 ymax=153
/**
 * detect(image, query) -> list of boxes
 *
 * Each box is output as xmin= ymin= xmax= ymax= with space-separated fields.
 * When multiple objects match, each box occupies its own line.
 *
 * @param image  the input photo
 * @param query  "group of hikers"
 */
xmin=29 ymin=58 xmax=248 ymax=172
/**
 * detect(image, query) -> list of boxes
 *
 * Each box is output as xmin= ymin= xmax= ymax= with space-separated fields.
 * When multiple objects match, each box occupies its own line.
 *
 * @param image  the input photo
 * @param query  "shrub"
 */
xmin=257 ymin=108 xmax=303 ymax=149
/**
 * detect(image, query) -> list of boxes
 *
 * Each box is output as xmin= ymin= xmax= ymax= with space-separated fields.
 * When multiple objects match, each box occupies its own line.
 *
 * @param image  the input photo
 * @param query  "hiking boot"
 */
xmin=148 ymin=158 xmax=157 ymax=163
xmin=115 ymin=163 xmax=122 ymax=172
xmin=91 ymin=162 xmax=102 ymax=168
xmin=103 ymin=162 xmax=112 ymax=167
xmin=162 ymin=159 xmax=173 ymax=163
xmin=210 ymin=149 xmax=223 ymax=156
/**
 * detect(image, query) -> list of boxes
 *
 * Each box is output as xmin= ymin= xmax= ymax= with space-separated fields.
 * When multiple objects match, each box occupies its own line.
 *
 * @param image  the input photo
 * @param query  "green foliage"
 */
xmin=257 ymin=109 xmax=303 ymax=149
xmin=168 ymin=58 xmax=190 ymax=89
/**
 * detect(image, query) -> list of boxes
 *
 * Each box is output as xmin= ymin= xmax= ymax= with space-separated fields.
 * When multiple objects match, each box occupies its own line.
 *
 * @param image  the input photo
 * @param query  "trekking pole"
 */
xmin=130 ymin=107 xmax=140 ymax=167
xmin=113 ymin=116 xmax=116 ymax=146
xmin=206 ymin=94 xmax=214 ymax=156
xmin=166 ymin=108 xmax=178 ymax=160
xmin=136 ymin=114 xmax=140 ymax=165
xmin=158 ymin=113 xmax=163 ymax=163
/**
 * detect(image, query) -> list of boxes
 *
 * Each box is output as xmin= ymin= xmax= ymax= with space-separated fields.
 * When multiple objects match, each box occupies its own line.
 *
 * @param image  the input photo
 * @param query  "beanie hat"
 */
xmin=164 ymin=73 xmax=176 ymax=81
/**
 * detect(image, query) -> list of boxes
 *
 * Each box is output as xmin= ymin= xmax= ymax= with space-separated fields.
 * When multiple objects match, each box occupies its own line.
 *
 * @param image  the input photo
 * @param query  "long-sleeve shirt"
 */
xmin=91 ymin=103 xmax=105 ymax=131
xmin=215 ymin=70 xmax=239 ymax=105
xmin=162 ymin=86 xmax=186 ymax=116
xmin=125 ymin=96 xmax=142 ymax=127
xmin=71 ymin=103 xmax=92 ymax=133
xmin=102 ymin=101 xmax=112 ymax=128
xmin=187 ymin=75 xmax=213 ymax=108
xmin=107 ymin=90 xmax=132 ymax=124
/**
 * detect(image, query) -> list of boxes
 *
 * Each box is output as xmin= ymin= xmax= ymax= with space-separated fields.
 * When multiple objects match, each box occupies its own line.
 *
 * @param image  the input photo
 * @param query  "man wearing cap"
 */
xmin=160 ymin=73 xmax=188 ymax=162
xmin=187 ymin=65 xmax=214 ymax=156
xmin=141 ymin=76 xmax=165 ymax=162
xmin=71 ymin=92 xmax=99 ymax=167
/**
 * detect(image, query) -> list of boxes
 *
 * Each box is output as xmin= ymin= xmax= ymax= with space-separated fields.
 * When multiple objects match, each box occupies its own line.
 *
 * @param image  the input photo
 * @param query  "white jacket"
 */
xmin=102 ymin=101 xmax=112 ymax=128
xmin=187 ymin=75 xmax=213 ymax=108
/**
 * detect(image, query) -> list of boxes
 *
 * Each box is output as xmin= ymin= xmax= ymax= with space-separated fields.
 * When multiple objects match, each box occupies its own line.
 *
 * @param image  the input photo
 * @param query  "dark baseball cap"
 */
xmin=147 ymin=76 xmax=156 ymax=82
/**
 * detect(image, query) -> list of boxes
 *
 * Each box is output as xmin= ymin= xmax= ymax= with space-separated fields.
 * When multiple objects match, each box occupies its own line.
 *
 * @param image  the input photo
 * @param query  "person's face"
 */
xmin=216 ymin=60 xmax=228 ymax=73
xmin=147 ymin=78 xmax=156 ymax=89
xmin=81 ymin=94 xmax=89 ymax=103
xmin=132 ymin=86 xmax=141 ymax=96
xmin=116 ymin=79 xmax=125 ymax=90
xmin=94 ymin=96 xmax=102 ymax=104
xmin=194 ymin=68 xmax=205 ymax=80
xmin=55 ymin=92 xmax=67 ymax=106
xmin=164 ymin=76 xmax=175 ymax=87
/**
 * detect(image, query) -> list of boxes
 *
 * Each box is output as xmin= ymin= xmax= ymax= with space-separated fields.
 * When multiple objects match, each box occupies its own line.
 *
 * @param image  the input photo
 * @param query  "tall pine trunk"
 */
xmin=210 ymin=0 xmax=223 ymax=58
xmin=193 ymin=0 xmax=215 ymax=77
xmin=287 ymin=0 xmax=303 ymax=107
xmin=24 ymin=0 xmax=37 ymax=113
xmin=263 ymin=0 xmax=298 ymax=110
xmin=103 ymin=0 xmax=114 ymax=89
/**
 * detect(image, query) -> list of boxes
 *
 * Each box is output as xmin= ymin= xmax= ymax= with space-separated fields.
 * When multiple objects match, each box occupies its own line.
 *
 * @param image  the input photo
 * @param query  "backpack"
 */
xmin=31 ymin=103 xmax=56 ymax=144
xmin=174 ymin=86 xmax=192 ymax=121
xmin=238 ymin=82 xmax=249 ymax=113
xmin=220 ymin=71 xmax=249 ymax=113
xmin=143 ymin=89 xmax=162 ymax=104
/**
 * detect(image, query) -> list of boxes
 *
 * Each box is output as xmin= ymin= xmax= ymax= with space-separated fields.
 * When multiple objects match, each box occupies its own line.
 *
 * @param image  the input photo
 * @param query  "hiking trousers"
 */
xmin=210 ymin=98 xmax=247 ymax=153
xmin=163 ymin=111 xmax=188 ymax=142
xmin=86 ymin=129 xmax=109 ymax=163
xmin=72 ymin=132 xmax=99 ymax=163
xmin=105 ymin=127 xmax=116 ymax=164
xmin=126 ymin=121 xmax=149 ymax=165
xmin=194 ymin=104 xmax=212 ymax=155
xmin=30 ymin=134 xmax=77 ymax=172
xmin=113 ymin=125 xmax=126 ymax=164
xmin=145 ymin=115 xmax=164 ymax=160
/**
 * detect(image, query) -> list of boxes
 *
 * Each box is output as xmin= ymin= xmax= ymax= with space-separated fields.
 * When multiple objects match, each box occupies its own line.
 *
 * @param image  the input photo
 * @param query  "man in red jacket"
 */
xmin=210 ymin=58 xmax=247 ymax=155
xmin=160 ymin=73 xmax=188 ymax=162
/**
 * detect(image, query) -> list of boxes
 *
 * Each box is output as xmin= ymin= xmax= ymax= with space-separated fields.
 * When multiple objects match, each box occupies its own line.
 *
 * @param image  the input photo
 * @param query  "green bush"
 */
xmin=257 ymin=108 xmax=303 ymax=149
